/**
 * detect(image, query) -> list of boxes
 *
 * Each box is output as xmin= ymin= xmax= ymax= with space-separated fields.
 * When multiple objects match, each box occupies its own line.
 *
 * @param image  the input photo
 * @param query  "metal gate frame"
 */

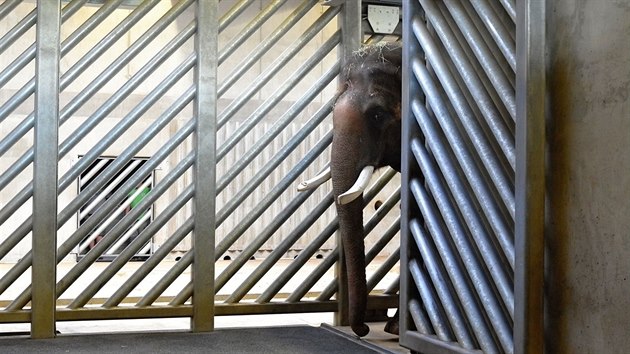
xmin=1 ymin=0 xmax=403 ymax=340
xmin=400 ymin=0 xmax=545 ymax=353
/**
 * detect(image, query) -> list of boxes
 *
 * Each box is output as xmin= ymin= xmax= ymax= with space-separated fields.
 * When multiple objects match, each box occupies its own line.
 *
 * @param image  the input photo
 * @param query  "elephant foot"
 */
xmin=351 ymin=323 xmax=370 ymax=337
xmin=384 ymin=310 xmax=400 ymax=335
xmin=384 ymin=318 xmax=399 ymax=335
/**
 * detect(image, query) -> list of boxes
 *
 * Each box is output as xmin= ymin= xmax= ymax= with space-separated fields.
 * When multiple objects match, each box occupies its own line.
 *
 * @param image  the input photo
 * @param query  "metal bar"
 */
xmin=0 ymin=120 xmax=195 ymax=301
xmin=500 ymin=0 xmax=516 ymax=23
xmin=0 ymin=53 xmax=194 ymax=260
xmin=216 ymin=68 xmax=338 ymax=193
xmin=69 ymin=185 xmax=194 ymax=309
xmin=218 ymin=0 xmax=317 ymax=95
xmin=0 ymin=0 xmax=21 ymax=23
xmin=226 ymin=190 xmax=334 ymax=304
xmin=216 ymin=37 xmax=339 ymax=162
xmin=409 ymin=258 xmax=455 ymax=342
xmin=192 ymin=0 xmax=218 ymax=333
xmin=442 ymin=0 xmax=516 ymax=121
xmin=411 ymin=125 xmax=514 ymax=347
xmin=0 ymin=0 xmax=170 ymax=186
xmin=514 ymin=1 xmax=545 ymax=353
xmin=421 ymin=0 xmax=515 ymax=170
xmin=77 ymin=177 xmax=152 ymax=253
xmin=218 ymin=0 xmax=257 ymax=32
xmin=335 ymin=0 xmax=361 ymax=327
xmin=104 ymin=218 xmax=194 ymax=308
xmin=408 ymin=299 xmax=434 ymax=335
xmin=412 ymin=97 xmax=515 ymax=288
xmin=218 ymin=0 xmax=288 ymax=64
xmin=0 ymin=7 xmax=36 ymax=55
xmin=259 ymin=169 xmax=397 ymax=303
xmin=0 ymin=0 xmax=89 ymax=89
xmin=0 ymin=0 xmax=159 ymax=124
xmin=412 ymin=16 xmax=515 ymax=219
xmin=314 ymin=188 xmax=400 ymax=300
xmin=218 ymin=189 xmax=315 ymax=301
xmin=78 ymin=160 xmax=141 ymax=220
xmin=31 ymin=0 xmax=61 ymax=339
xmin=410 ymin=177 xmax=502 ymax=353
xmin=409 ymin=220 xmax=477 ymax=349
xmin=470 ymin=0 xmax=516 ymax=71
xmin=217 ymin=6 xmax=340 ymax=128
xmin=400 ymin=1 xmax=423 ymax=345
xmin=7 ymin=152 xmax=194 ymax=312
xmin=366 ymin=248 xmax=399 ymax=292
xmin=461 ymin=2 xmax=515 ymax=91
xmin=169 ymin=132 xmax=335 ymax=306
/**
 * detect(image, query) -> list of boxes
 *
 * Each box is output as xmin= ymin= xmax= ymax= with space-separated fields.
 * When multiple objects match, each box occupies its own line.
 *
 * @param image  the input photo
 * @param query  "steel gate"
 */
xmin=400 ymin=0 xmax=545 ymax=353
xmin=0 ymin=0 xmax=403 ymax=339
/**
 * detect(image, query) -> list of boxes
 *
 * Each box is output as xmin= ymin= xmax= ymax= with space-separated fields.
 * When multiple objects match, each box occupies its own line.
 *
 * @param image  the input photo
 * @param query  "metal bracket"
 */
xmin=367 ymin=4 xmax=400 ymax=34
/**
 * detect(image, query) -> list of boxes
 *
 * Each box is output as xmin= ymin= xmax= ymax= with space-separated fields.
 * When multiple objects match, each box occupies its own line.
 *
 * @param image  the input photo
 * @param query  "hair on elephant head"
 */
xmin=298 ymin=42 xmax=402 ymax=337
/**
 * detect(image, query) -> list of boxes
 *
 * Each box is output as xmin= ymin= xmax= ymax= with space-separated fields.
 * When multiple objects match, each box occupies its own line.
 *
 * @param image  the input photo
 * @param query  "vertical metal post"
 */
xmin=400 ymin=0 xmax=423 ymax=345
xmin=334 ymin=0 xmax=361 ymax=327
xmin=192 ymin=0 xmax=218 ymax=332
xmin=514 ymin=0 xmax=545 ymax=353
xmin=32 ymin=0 xmax=61 ymax=339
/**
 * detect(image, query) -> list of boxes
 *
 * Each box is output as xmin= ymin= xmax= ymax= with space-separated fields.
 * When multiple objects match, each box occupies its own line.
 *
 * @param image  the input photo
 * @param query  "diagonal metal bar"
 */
xmin=0 ymin=7 xmax=36 ymax=55
xmin=217 ymin=6 xmax=340 ymax=127
xmin=409 ymin=219 xmax=478 ymax=350
xmin=169 ymin=132 xmax=334 ymax=306
xmin=218 ymin=188 xmax=316 ymax=301
xmin=55 ymin=155 xmax=195 ymax=307
xmin=0 ymin=0 xmax=89 ymax=88
xmin=0 ymin=0 xmax=160 ymax=124
xmin=0 ymin=50 xmax=195 ymax=260
xmin=0 ymin=119 xmax=195 ymax=299
xmin=104 ymin=218 xmax=194 ymax=308
xmin=218 ymin=0 xmax=257 ymax=32
xmin=218 ymin=0 xmax=288 ymax=64
xmin=218 ymin=0 xmax=317 ymax=96
xmin=316 ymin=187 xmax=402 ymax=301
xmin=0 ymin=0 xmax=21 ymax=23
xmin=421 ymin=0 xmax=515 ymax=170
xmin=216 ymin=35 xmax=339 ymax=163
xmin=469 ymin=0 xmax=516 ymax=71
xmin=226 ymin=190 xmax=334 ymax=304
xmin=409 ymin=258 xmax=456 ymax=342
xmin=216 ymin=68 xmax=338 ymax=193
xmin=410 ymin=177 xmax=506 ymax=353
xmin=442 ymin=0 xmax=516 ymax=121
xmin=412 ymin=16 xmax=515 ymax=219
xmin=258 ymin=169 xmax=397 ymax=303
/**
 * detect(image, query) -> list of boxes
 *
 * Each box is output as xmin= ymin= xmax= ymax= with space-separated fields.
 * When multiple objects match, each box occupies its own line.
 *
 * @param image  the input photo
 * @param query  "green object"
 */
xmin=130 ymin=187 xmax=150 ymax=209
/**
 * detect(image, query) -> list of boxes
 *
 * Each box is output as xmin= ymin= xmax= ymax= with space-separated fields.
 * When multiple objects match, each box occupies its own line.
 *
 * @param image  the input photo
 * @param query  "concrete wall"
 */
xmin=545 ymin=1 xmax=630 ymax=352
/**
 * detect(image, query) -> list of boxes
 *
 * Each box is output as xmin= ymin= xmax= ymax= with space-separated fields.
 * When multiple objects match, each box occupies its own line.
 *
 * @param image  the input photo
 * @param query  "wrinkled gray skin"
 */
xmin=332 ymin=43 xmax=402 ymax=337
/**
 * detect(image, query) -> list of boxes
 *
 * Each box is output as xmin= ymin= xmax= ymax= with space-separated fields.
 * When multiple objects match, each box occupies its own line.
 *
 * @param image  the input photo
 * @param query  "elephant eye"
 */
xmin=365 ymin=105 xmax=390 ymax=126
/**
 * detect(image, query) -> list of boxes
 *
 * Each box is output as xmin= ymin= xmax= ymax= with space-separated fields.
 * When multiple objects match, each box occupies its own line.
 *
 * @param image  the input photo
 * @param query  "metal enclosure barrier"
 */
xmin=0 ymin=0 xmax=402 ymax=338
xmin=400 ymin=0 xmax=544 ymax=353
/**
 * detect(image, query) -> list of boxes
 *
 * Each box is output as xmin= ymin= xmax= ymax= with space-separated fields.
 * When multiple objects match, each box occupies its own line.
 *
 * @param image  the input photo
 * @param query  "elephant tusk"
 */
xmin=297 ymin=166 xmax=331 ymax=192
xmin=337 ymin=165 xmax=374 ymax=205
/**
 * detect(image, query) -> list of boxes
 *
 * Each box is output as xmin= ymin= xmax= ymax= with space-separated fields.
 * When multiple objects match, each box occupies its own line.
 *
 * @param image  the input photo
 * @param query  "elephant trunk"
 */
xmin=331 ymin=100 xmax=371 ymax=337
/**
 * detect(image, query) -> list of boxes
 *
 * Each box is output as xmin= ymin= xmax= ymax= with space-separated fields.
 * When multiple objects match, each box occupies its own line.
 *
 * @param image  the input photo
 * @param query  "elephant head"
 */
xmin=299 ymin=42 xmax=402 ymax=337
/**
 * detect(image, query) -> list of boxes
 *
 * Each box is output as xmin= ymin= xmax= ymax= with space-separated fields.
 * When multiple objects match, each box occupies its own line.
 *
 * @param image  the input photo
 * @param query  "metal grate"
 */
xmin=0 ymin=0 xmax=401 ymax=336
xmin=401 ymin=0 xmax=516 ymax=353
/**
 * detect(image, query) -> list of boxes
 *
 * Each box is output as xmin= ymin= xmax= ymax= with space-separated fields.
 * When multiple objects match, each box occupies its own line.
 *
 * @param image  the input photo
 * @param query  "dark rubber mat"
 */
xmin=0 ymin=325 xmax=390 ymax=353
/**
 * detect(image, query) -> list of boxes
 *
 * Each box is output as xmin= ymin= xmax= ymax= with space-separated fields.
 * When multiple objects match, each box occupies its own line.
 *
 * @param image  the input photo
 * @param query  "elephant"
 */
xmin=298 ymin=42 xmax=402 ymax=337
